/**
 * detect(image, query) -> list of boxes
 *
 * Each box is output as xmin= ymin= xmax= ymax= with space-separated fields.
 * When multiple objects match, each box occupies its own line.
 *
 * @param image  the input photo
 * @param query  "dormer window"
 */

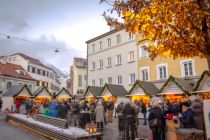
xmin=19 ymin=70 xmax=26 ymax=76
xmin=16 ymin=70 xmax=26 ymax=76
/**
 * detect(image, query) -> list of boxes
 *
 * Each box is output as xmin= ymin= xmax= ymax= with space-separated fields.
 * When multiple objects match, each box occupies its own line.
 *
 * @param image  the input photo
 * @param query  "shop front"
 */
xmin=83 ymin=86 xmax=103 ymax=102
xmin=99 ymin=84 xmax=128 ymax=104
xmin=158 ymin=76 xmax=193 ymax=103
xmin=2 ymin=85 xmax=33 ymax=111
xmin=33 ymin=87 xmax=52 ymax=103
xmin=56 ymin=88 xmax=72 ymax=101
xmin=127 ymin=80 xmax=159 ymax=107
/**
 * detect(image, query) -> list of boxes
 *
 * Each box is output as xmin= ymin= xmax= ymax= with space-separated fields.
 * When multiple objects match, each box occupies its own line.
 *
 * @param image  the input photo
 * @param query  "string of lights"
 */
xmin=0 ymin=33 xmax=85 ymax=54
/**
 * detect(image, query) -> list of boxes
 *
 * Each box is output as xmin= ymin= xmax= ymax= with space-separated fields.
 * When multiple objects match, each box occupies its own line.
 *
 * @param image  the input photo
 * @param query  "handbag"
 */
xmin=149 ymin=118 xmax=157 ymax=127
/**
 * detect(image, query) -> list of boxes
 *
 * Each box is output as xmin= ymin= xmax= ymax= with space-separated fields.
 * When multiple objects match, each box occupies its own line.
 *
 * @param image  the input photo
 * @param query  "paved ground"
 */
xmin=0 ymin=111 xmax=46 ymax=140
xmin=103 ymin=117 xmax=150 ymax=140
xmin=0 ymin=111 xmax=150 ymax=140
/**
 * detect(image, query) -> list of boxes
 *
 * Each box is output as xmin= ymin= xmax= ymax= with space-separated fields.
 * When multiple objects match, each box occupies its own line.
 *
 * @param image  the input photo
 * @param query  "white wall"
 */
xmin=73 ymin=67 xmax=87 ymax=95
xmin=0 ymin=76 xmax=36 ymax=96
xmin=87 ymin=29 xmax=138 ymax=90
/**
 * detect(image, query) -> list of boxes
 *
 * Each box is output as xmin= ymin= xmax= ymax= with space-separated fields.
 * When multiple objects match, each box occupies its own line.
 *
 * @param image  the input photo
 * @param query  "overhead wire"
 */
xmin=0 ymin=33 xmax=85 ymax=54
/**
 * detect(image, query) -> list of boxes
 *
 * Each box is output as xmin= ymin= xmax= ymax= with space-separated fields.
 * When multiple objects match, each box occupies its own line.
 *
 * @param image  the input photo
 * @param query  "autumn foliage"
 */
xmin=101 ymin=0 xmax=210 ymax=61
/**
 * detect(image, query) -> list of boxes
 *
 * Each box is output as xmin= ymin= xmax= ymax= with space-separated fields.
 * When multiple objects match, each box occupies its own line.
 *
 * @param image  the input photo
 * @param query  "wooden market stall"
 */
xmin=83 ymin=86 xmax=103 ymax=102
xmin=56 ymin=87 xmax=72 ymax=101
xmin=127 ymin=80 xmax=159 ymax=107
xmin=33 ymin=87 xmax=52 ymax=103
xmin=191 ymin=70 xmax=210 ymax=139
xmin=2 ymin=84 xmax=33 ymax=111
xmin=158 ymin=76 xmax=193 ymax=103
xmin=99 ymin=84 xmax=129 ymax=104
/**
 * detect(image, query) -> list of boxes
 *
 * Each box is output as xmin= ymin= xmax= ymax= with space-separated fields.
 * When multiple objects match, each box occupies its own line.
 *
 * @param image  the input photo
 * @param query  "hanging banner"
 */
xmin=203 ymin=92 xmax=210 ymax=140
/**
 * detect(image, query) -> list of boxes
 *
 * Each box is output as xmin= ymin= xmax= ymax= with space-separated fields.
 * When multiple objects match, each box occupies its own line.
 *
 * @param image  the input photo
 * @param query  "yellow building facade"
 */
xmin=137 ymin=39 xmax=209 ymax=84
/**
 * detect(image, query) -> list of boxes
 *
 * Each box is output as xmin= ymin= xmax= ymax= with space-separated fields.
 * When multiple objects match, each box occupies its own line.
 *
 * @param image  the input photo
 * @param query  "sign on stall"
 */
xmin=203 ymin=92 xmax=210 ymax=140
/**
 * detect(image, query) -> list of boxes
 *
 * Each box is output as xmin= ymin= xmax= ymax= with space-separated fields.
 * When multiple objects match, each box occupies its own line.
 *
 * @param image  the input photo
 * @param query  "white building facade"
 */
xmin=69 ymin=58 xmax=87 ymax=96
xmin=0 ymin=57 xmax=36 ymax=96
xmin=86 ymin=28 xmax=138 ymax=90
xmin=5 ymin=53 xmax=61 ymax=93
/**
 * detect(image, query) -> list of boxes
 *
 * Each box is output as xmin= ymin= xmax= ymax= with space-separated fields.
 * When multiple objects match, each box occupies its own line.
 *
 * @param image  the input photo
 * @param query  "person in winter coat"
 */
xmin=123 ymin=102 xmax=136 ymax=140
xmin=191 ymin=99 xmax=204 ymax=130
xmin=116 ymin=101 xmax=124 ymax=131
xmin=107 ymin=99 xmax=114 ymax=123
xmin=148 ymin=100 xmax=164 ymax=140
xmin=181 ymin=102 xmax=194 ymax=128
xmin=140 ymin=100 xmax=147 ymax=125
xmin=166 ymin=115 xmax=181 ymax=140
xmin=95 ymin=102 xmax=105 ymax=130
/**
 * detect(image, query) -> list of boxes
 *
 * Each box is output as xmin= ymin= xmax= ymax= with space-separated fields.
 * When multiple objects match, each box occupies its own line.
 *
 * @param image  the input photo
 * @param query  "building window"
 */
xmin=128 ymin=51 xmax=135 ymax=62
xmin=116 ymin=54 xmax=122 ymax=65
xmin=37 ymin=69 xmax=41 ymax=75
xmin=99 ymin=79 xmax=103 ymax=87
xmin=139 ymin=44 xmax=148 ymax=58
xmin=92 ymin=79 xmax=95 ymax=86
xmin=108 ymin=77 xmax=112 ymax=84
xmin=7 ymin=81 xmax=12 ymax=89
xmin=99 ymin=41 xmax=103 ymax=50
xmin=19 ymin=70 xmax=25 ymax=76
xmin=107 ymin=57 xmax=112 ymax=67
xmin=28 ymin=84 xmax=32 ymax=91
xmin=129 ymin=73 xmax=136 ymax=84
xmin=91 ymin=61 xmax=95 ymax=70
xmin=40 ymin=69 xmax=43 ymax=75
xmin=107 ymin=38 xmax=111 ymax=47
xmin=181 ymin=60 xmax=194 ymax=77
xmin=129 ymin=34 xmax=134 ymax=40
xmin=116 ymin=34 xmax=121 ymax=44
xmin=99 ymin=59 xmax=103 ymax=69
xmin=117 ymin=75 xmax=122 ymax=85
xmin=92 ymin=44 xmax=95 ymax=53
xmin=32 ymin=67 xmax=35 ymax=73
xmin=84 ymin=75 xmax=87 ymax=81
xmin=78 ymin=75 xmax=82 ymax=87
xmin=157 ymin=64 xmax=168 ymax=80
xmin=140 ymin=67 xmax=149 ymax=81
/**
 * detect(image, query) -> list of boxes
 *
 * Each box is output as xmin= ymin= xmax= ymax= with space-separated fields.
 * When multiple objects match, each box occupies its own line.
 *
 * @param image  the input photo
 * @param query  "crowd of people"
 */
xmin=3 ymin=95 xmax=204 ymax=140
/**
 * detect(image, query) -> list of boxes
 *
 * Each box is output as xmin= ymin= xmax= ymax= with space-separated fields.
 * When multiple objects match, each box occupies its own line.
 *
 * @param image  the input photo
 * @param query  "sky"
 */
xmin=0 ymin=0 xmax=112 ymax=74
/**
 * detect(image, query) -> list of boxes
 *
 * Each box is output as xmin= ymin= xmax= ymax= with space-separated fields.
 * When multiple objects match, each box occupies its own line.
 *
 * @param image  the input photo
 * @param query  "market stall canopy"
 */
xmin=84 ymin=86 xmax=103 ymax=98
xmin=99 ymin=84 xmax=128 ymax=97
xmin=193 ymin=70 xmax=210 ymax=93
xmin=127 ymin=80 xmax=159 ymax=97
xmin=3 ymin=84 xmax=33 ymax=97
xmin=56 ymin=87 xmax=72 ymax=98
xmin=33 ymin=87 xmax=52 ymax=97
xmin=159 ymin=76 xmax=193 ymax=95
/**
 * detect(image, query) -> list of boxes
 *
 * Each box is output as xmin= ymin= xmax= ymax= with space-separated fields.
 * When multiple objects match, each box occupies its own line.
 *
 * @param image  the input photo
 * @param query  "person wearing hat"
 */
xmin=181 ymin=102 xmax=194 ymax=128
xmin=116 ymin=101 xmax=124 ymax=131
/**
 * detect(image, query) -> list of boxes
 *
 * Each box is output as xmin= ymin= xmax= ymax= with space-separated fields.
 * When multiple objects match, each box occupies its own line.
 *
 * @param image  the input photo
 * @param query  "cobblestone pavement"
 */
xmin=0 ymin=112 xmax=46 ymax=140
xmin=0 ymin=111 xmax=150 ymax=140
xmin=103 ymin=117 xmax=150 ymax=140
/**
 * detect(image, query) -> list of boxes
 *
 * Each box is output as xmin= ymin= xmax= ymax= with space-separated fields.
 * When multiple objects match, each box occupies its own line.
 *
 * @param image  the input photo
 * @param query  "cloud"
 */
xmin=0 ymin=34 xmax=86 ymax=72
xmin=0 ymin=10 xmax=29 ymax=33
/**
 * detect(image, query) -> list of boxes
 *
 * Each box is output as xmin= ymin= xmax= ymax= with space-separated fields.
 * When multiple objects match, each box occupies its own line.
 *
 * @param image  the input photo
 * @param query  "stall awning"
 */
xmin=3 ymin=85 xmax=33 ymax=97
xmin=127 ymin=80 xmax=159 ymax=97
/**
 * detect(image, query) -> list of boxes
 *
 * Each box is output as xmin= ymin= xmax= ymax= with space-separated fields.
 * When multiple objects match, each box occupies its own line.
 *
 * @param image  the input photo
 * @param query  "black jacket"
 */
xmin=148 ymin=107 xmax=164 ymax=128
xmin=182 ymin=108 xmax=194 ymax=128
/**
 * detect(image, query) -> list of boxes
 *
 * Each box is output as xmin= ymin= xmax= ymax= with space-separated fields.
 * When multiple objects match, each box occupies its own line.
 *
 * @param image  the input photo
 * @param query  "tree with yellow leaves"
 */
xmin=100 ymin=0 xmax=210 ymax=69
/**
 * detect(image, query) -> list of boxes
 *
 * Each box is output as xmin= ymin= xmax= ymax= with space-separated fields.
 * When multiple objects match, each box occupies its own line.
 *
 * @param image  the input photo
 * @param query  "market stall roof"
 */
xmin=99 ymin=84 xmax=128 ymax=97
xmin=56 ymin=87 xmax=72 ymax=98
xmin=193 ymin=70 xmax=210 ymax=92
xmin=33 ymin=87 xmax=52 ymax=97
xmin=3 ymin=84 xmax=33 ymax=97
xmin=84 ymin=86 xmax=103 ymax=98
xmin=159 ymin=76 xmax=193 ymax=95
xmin=127 ymin=80 xmax=159 ymax=97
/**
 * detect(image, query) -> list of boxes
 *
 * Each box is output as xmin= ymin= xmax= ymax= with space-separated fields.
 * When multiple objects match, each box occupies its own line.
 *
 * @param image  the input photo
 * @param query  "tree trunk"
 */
xmin=207 ymin=56 xmax=210 ymax=72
